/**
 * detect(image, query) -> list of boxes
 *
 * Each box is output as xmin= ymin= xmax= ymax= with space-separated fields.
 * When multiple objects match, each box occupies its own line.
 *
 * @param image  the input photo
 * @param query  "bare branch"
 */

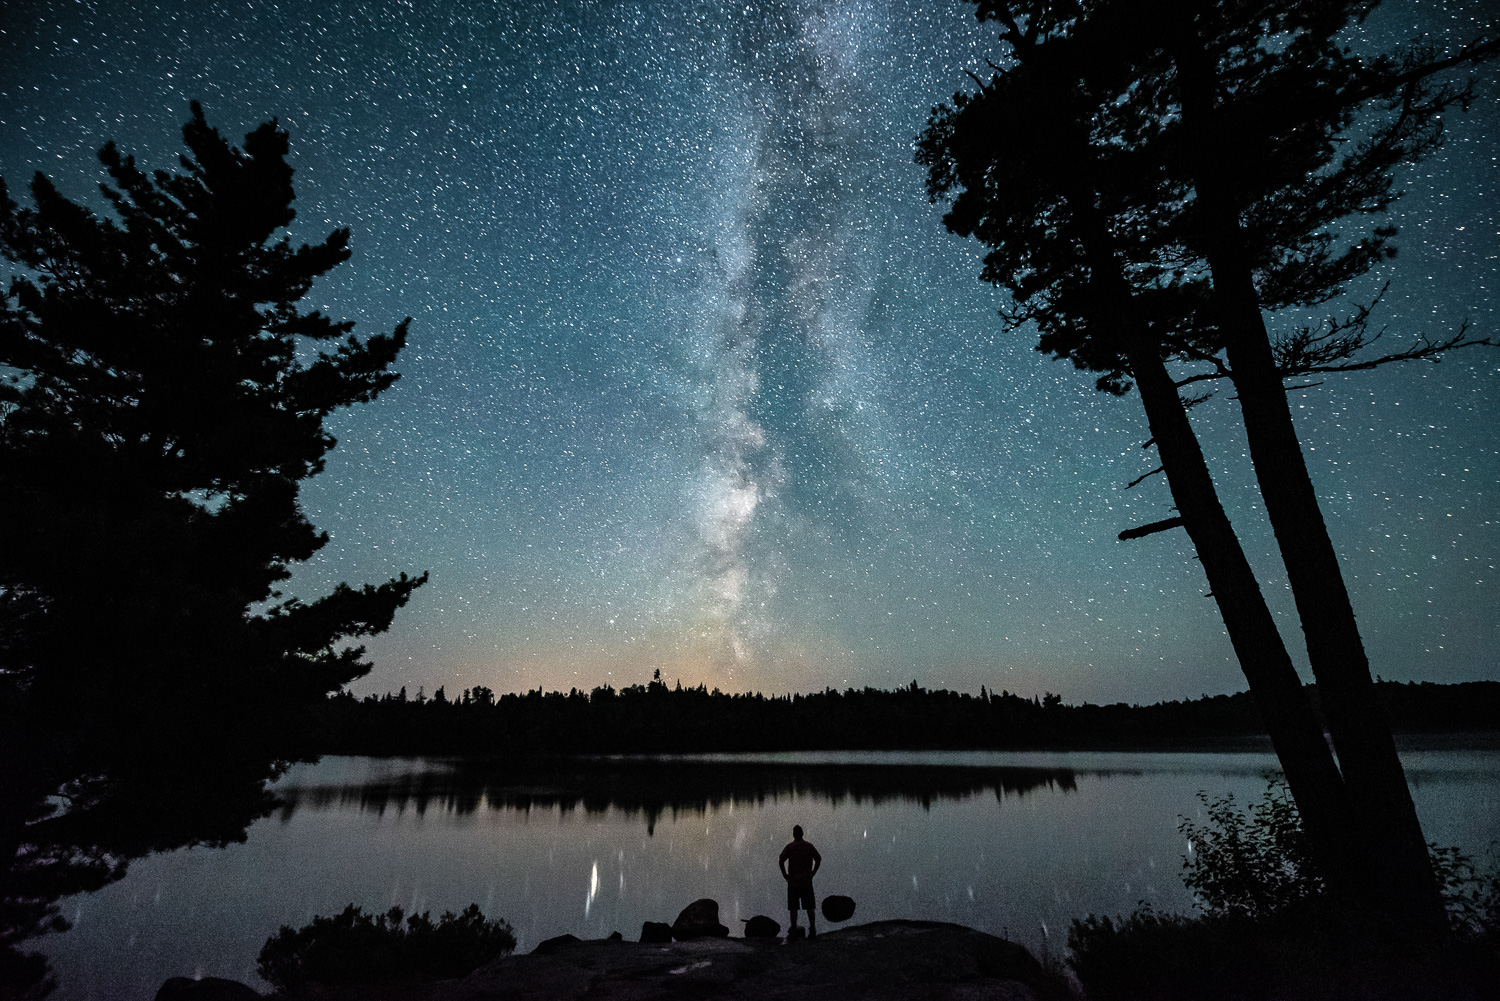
xmin=1160 ymin=332 xmax=1234 ymax=388
xmin=1178 ymin=389 xmax=1214 ymax=410
xmin=1126 ymin=465 xmax=1164 ymax=490
xmin=1273 ymin=284 xmax=1390 ymax=374
xmin=1118 ymin=516 xmax=1185 ymax=541
xmin=1162 ymin=333 xmax=1234 ymax=376
xmin=1269 ymin=284 xmax=1495 ymax=379
xmin=1175 ymin=369 xmax=1230 ymax=388
xmin=1288 ymin=321 xmax=1495 ymax=377
xmin=1347 ymin=34 xmax=1500 ymax=109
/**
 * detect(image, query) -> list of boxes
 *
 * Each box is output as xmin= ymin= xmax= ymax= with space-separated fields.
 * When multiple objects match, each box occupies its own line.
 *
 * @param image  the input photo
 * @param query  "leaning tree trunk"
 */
xmin=983 ymin=48 xmax=1373 ymax=908
xmin=1165 ymin=25 xmax=1448 ymax=934
xmin=1078 ymin=248 xmax=1364 ymax=903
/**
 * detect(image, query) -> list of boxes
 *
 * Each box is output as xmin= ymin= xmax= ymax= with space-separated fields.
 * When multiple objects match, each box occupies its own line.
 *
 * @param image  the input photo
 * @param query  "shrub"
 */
xmin=1069 ymin=777 xmax=1500 ymax=1000
xmin=1177 ymin=778 xmax=1324 ymax=921
xmin=1066 ymin=907 xmax=1322 ymax=1001
xmin=1430 ymin=841 xmax=1500 ymax=945
xmin=256 ymin=903 xmax=515 ymax=990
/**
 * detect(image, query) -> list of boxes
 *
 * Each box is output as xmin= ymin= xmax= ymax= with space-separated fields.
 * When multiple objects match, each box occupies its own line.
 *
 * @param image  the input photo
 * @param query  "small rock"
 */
xmin=607 ymin=930 xmax=623 ymax=941
xmin=821 ymin=895 xmax=856 ymax=922
xmin=531 ymin=933 xmax=580 ymax=955
xmin=671 ymin=898 xmax=730 ymax=940
xmin=154 ymin=977 xmax=260 ymax=1001
xmin=742 ymin=915 xmax=781 ymax=938
xmin=640 ymin=920 xmax=673 ymax=943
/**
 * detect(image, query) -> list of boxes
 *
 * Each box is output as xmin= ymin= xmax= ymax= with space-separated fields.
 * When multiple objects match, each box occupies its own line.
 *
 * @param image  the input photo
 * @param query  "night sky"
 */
xmin=3 ymin=0 xmax=1495 ymax=704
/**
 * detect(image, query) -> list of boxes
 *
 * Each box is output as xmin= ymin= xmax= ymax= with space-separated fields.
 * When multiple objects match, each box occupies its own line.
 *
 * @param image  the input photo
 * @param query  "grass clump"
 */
xmin=256 ymin=903 xmax=515 ymax=990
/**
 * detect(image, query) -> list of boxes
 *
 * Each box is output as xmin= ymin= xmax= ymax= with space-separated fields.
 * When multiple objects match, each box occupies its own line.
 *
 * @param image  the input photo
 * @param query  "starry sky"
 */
xmin=3 ymin=0 xmax=1496 ymax=704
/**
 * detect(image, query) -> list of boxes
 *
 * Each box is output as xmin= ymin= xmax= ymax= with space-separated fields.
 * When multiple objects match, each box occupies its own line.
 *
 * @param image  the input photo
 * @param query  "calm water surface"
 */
xmin=39 ymin=748 xmax=1500 ymax=1000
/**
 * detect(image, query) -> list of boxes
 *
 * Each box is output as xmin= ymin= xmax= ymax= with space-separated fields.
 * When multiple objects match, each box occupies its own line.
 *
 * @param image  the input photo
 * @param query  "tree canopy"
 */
xmin=0 ymin=103 xmax=426 ymax=746
xmin=918 ymin=0 xmax=1496 ymax=933
xmin=0 ymin=103 xmax=426 ymax=994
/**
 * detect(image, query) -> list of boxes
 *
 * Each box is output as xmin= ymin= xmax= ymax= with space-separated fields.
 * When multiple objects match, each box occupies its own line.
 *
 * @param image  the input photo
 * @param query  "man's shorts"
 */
xmin=787 ymin=883 xmax=815 ymax=911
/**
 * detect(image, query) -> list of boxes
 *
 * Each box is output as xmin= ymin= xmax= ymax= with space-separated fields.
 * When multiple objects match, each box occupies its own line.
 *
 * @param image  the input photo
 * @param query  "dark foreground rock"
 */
xmin=821 ymin=895 xmax=856 ymax=923
xmin=159 ymin=920 xmax=1064 ymax=1001
xmin=155 ymin=978 xmax=262 ymax=1001
xmin=531 ymin=934 xmax=581 ymax=954
xmin=669 ymin=897 xmax=730 ymax=940
xmin=639 ymin=920 xmax=672 ymax=943
xmin=742 ymin=914 xmax=780 ymax=938
xmin=420 ymin=920 xmax=1062 ymax=1000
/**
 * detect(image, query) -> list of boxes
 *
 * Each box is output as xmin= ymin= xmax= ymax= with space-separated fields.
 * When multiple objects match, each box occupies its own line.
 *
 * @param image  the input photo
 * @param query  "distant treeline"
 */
xmin=307 ymin=675 xmax=1500 ymax=756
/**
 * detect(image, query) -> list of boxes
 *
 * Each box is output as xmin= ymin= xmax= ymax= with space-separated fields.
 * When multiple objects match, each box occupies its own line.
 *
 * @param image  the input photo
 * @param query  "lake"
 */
xmin=37 ymin=747 xmax=1500 ymax=999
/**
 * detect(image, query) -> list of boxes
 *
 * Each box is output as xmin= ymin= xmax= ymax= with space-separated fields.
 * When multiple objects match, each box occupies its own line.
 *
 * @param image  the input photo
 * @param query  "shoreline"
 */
xmin=295 ymin=730 xmax=1500 ymax=764
xmin=160 ymin=920 xmax=1071 ymax=1001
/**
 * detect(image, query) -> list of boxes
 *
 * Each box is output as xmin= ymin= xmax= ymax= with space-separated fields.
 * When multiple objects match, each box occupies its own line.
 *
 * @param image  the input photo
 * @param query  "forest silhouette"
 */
xmin=312 ymin=675 xmax=1500 ymax=757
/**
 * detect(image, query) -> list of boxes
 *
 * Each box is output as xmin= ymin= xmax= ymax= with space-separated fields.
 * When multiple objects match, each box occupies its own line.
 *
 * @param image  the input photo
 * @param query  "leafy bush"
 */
xmin=1430 ymin=842 xmax=1500 ymax=945
xmin=1177 ymin=778 xmax=1324 ymax=920
xmin=256 ymin=903 xmax=515 ymax=990
xmin=1178 ymin=776 xmax=1499 ymax=935
xmin=1068 ymin=777 xmax=1500 ymax=1000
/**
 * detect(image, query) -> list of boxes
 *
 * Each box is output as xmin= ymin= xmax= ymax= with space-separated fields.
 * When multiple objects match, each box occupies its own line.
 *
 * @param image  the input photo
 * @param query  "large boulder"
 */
xmin=742 ymin=915 xmax=781 ymax=938
xmin=640 ymin=921 xmax=673 ymax=943
xmin=531 ymin=933 xmax=581 ymax=955
xmin=671 ymin=898 xmax=730 ymax=940
xmin=154 ymin=978 xmax=260 ymax=1001
xmin=821 ymin=895 xmax=856 ymax=922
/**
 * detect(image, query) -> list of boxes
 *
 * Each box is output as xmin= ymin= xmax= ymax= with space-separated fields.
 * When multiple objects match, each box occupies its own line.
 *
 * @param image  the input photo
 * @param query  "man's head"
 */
xmin=793 ymin=825 xmax=804 ymax=839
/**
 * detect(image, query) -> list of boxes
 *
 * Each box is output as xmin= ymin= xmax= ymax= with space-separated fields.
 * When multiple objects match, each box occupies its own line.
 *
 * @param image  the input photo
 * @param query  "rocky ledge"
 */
xmin=160 ymin=920 xmax=1069 ymax=1001
xmin=457 ymin=920 xmax=1064 ymax=1001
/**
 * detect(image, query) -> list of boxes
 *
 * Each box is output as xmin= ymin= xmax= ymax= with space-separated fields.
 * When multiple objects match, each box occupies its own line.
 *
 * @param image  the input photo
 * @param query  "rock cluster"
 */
xmin=641 ymin=895 xmax=849 ymax=941
xmin=467 ymin=919 xmax=1064 ymax=1000
xmin=155 ymin=899 xmax=1067 ymax=1001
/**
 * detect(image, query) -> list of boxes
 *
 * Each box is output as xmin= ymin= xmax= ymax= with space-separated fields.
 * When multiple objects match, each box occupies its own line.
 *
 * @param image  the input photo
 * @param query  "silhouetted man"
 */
xmin=779 ymin=824 xmax=822 ymax=938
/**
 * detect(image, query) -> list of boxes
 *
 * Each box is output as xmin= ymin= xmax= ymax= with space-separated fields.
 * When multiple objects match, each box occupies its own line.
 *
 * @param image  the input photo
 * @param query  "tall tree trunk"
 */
xmin=1083 ymin=255 xmax=1363 ymax=903
xmin=1165 ymin=23 xmax=1447 ymax=934
xmin=977 ymin=31 xmax=1371 ymax=906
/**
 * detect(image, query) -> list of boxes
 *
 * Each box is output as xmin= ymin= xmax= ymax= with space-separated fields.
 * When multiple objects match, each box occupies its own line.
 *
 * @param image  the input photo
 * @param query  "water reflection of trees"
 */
xmin=0 ymin=749 xmax=290 ymax=997
xmin=275 ymin=759 xmax=1080 ymax=834
xmin=0 ymin=106 xmax=423 ymax=998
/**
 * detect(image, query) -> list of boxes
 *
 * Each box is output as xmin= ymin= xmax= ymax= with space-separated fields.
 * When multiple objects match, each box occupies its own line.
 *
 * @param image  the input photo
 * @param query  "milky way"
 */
xmin=3 ymin=0 xmax=1496 ymax=701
